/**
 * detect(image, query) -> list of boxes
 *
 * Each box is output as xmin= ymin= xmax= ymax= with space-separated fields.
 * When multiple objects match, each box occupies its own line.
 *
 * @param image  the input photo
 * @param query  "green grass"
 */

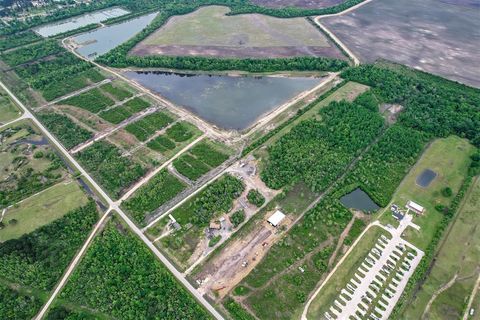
xmin=401 ymin=176 xmax=480 ymax=320
xmin=0 ymin=181 xmax=89 ymax=242
xmin=0 ymin=88 xmax=21 ymax=123
xmin=142 ymin=6 xmax=330 ymax=48
xmin=62 ymin=88 xmax=114 ymax=113
xmin=306 ymin=225 xmax=392 ymax=318
xmin=99 ymin=82 xmax=133 ymax=101
xmin=386 ymin=136 xmax=475 ymax=250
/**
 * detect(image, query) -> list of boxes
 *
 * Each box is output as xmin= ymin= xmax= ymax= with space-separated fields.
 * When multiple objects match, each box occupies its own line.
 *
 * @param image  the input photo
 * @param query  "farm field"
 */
xmin=392 ymin=136 xmax=475 ymax=251
xmin=58 ymin=217 xmax=211 ymax=320
xmin=0 ymin=181 xmax=89 ymax=242
xmin=0 ymin=87 xmax=21 ymax=123
xmin=400 ymin=175 xmax=480 ymax=320
xmin=322 ymin=0 xmax=480 ymax=87
xmin=131 ymin=6 xmax=344 ymax=59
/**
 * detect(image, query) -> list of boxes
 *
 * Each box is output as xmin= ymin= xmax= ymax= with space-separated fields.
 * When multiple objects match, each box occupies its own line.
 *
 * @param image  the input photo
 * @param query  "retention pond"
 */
xmin=72 ymin=12 xmax=158 ymax=59
xmin=340 ymin=188 xmax=380 ymax=213
xmin=34 ymin=8 xmax=130 ymax=37
xmin=416 ymin=168 xmax=437 ymax=187
xmin=124 ymin=71 xmax=323 ymax=130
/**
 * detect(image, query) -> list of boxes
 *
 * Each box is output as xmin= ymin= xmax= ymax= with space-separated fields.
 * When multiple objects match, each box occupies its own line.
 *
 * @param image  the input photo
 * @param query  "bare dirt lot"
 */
xmin=251 ymin=0 xmax=345 ymax=8
xmin=323 ymin=0 xmax=480 ymax=87
xmin=131 ymin=6 xmax=344 ymax=59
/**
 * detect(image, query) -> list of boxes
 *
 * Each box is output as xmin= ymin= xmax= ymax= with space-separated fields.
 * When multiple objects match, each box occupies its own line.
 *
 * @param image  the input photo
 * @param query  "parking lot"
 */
xmin=324 ymin=215 xmax=424 ymax=320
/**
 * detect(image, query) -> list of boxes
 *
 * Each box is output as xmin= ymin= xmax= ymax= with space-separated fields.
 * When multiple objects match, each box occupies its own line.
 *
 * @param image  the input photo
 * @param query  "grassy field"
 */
xmin=400 ymin=176 xmax=480 ymax=320
xmin=0 ymin=181 xmax=89 ymax=242
xmin=388 ymin=136 xmax=475 ymax=250
xmin=0 ymin=88 xmax=21 ymax=123
xmin=132 ymin=5 xmax=342 ymax=58
xmin=306 ymin=225 xmax=392 ymax=318
xmin=144 ymin=6 xmax=328 ymax=47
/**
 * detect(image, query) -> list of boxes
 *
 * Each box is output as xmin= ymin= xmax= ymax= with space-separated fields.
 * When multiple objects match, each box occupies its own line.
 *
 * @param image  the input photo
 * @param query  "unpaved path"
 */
xmin=423 ymin=274 xmax=459 ymax=319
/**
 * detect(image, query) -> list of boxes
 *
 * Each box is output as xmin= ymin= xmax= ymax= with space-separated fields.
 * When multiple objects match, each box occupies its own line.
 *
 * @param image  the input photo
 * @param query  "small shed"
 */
xmin=268 ymin=210 xmax=285 ymax=227
xmin=209 ymin=221 xmax=221 ymax=230
xmin=406 ymin=200 xmax=425 ymax=215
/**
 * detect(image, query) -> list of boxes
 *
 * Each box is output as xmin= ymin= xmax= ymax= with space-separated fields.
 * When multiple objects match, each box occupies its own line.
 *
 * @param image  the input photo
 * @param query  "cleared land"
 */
xmin=131 ymin=6 xmax=344 ymax=59
xmin=251 ymin=0 xmax=345 ymax=8
xmin=401 ymin=176 xmax=480 ymax=320
xmin=0 ymin=181 xmax=89 ymax=242
xmin=322 ymin=0 xmax=480 ymax=87
xmin=392 ymin=136 xmax=475 ymax=251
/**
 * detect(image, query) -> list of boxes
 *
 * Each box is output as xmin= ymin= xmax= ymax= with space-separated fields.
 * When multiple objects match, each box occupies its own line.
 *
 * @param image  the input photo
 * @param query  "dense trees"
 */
xmin=59 ymin=220 xmax=211 ymax=320
xmin=125 ymin=111 xmax=174 ymax=141
xmin=76 ymin=141 xmax=145 ymax=198
xmin=342 ymin=63 xmax=480 ymax=146
xmin=122 ymin=170 xmax=186 ymax=226
xmin=0 ymin=283 xmax=43 ymax=320
xmin=0 ymin=202 xmax=98 ymax=291
xmin=63 ymin=88 xmax=114 ymax=113
xmin=38 ymin=113 xmax=93 ymax=149
xmin=261 ymin=99 xmax=384 ymax=192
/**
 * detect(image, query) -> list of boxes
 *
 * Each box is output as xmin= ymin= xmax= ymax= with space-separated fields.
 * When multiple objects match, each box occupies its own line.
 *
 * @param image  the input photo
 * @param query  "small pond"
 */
xmin=34 ymin=7 xmax=130 ymax=37
xmin=72 ymin=12 xmax=158 ymax=59
xmin=340 ymin=188 xmax=380 ymax=213
xmin=416 ymin=168 xmax=437 ymax=187
xmin=124 ymin=71 xmax=322 ymax=130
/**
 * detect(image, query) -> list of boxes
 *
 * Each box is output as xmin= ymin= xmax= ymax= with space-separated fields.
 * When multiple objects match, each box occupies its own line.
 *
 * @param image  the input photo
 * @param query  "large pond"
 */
xmin=124 ymin=71 xmax=322 ymax=130
xmin=34 ymin=8 xmax=130 ymax=37
xmin=416 ymin=168 xmax=437 ymax=187
xmin=72 ymin=12 xmax=158 ymax=59
xmin=340 ymin=188 xmax=380 ymax=213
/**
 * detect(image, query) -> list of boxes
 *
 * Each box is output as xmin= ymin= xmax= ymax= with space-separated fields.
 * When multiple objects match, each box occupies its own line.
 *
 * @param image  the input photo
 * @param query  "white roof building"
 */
xmin=267 ymin=210 xmax=285 ymax=227
xmin=406 ymin=200 xmax=425 ymax=214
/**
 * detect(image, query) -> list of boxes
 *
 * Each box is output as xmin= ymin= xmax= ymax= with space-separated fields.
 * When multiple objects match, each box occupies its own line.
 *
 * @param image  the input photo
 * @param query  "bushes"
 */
xmin=41 ymin=69 xmax=105 ymax=102
xmin=247 ymin=189 xmax=265 ymax=207
xmin=0 ymin=31 xmax=40 ymax=51
xmin=38 ymin=113 xmax=93 ymax=149
xmin=166 ymin=122 xmax=194 ymax=142
xmin=230 ymin=209 xmax=246 ymax=228
xmin=122 ymin=170 xmax=186 ymax=226
xmin=1 ymin=40 xmax=62 ymax=66
xmin=0 ymin=283 xmax=43 ymax=320
xmin=98 ymin=97 xmax=151 ymax=124
xmin=76 ymin=142 xmax=145 ymax=198
xmin=62 ymin=88 xmax=114 ymax=113
xmin=173 ymin=174 xmax=244 ymax=227
xmin=173 ymin=154 xmax=211 ymax=181
xmin=125 ymin=111 xmax=174 ymax=141
xmin=45 ymin=305 xmax=96 ymax=320
xmin=441 ymin=187 xmax=452 ymax=197
xmin=0 ymin=202 xmax=98 ymax=291
xmin=209 ymin=235 xmax=221 ymax=247
xmin=59 ymin=221 xmax=211 ymax=320
xmin=223 ymin=298 xmax=255 ymax=320
xmin=173 ymin=140 xmax=230 ymax=181
xmin=100 ymin=83 xmax=133 ymax=101
xmin=343 ymin=218 xmax=366 ymax=246
xmin=146 ymin=135 xmax=176 ymax=152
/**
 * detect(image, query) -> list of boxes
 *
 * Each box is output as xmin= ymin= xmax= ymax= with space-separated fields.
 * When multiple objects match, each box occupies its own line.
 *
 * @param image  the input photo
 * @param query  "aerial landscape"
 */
xmin=0 ymin=0 xmax=478 ymax=320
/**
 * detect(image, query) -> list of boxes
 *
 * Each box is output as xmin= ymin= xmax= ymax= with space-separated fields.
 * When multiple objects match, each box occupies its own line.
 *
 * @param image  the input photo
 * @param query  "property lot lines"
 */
xmin=70 ymin=106 xmax=161 ymax=154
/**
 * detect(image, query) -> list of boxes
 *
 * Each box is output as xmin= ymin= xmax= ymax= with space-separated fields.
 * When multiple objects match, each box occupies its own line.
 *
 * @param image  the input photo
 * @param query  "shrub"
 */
xmin=209 ymin=235 xmax=222 ymax=247
xmin=441 ymin=187 xmax=453 ymax=197
xmin=247 ymin=189 xmax=265 ymax=207
xmin=230 ymin=209 xmax=246 ymax=228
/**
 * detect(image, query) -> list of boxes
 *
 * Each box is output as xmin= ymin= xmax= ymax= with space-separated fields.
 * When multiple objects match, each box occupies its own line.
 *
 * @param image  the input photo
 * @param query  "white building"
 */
xmin=406 ymin=200 xmax=425 ymax=215
xmin=267 ymin=210 xmax=285 ymax=227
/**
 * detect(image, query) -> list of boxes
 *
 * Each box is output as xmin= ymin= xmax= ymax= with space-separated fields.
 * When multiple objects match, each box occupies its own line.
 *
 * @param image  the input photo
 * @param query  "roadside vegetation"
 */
xmin=76 ymin=141 xmax=145 ymax=199
xmin=0 ymin=87 xmax=21 ymax=123
xmin=58 ymin=217 xmax=211 ymax=320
